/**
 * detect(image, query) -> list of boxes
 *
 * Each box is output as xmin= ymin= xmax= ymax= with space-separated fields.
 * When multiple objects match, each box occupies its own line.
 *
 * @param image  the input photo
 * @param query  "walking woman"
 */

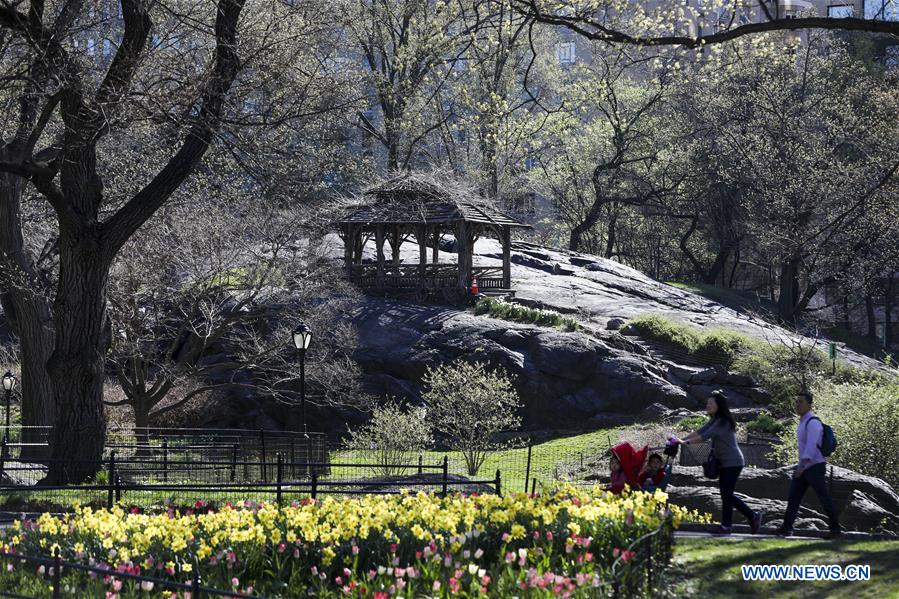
xmin=676 ymin=391 xmax=764 ymax=534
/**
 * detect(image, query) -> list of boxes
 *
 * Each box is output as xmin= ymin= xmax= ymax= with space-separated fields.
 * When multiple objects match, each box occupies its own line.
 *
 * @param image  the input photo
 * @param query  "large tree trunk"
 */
xmin=0 ymin=166 xmax=55 ymax=459
xmin=777 ymin=257 xmax=801 ymax=323
xmin=44 ymin=236 xmax=111 ymax=483
xmin=604 ymin=207 xmax=617 ymax=259
xmin=132 ymin=397 xmax=152 ymax=457
xmin=10 ymin=303 xmax=55 ymax=460
xmin=701 ymin=248 xmax=731 ymax=285
xmin=885 ymin=276 xmax=894 ymax=350
xmin=865 ymin=295 xmax=877 ymax=340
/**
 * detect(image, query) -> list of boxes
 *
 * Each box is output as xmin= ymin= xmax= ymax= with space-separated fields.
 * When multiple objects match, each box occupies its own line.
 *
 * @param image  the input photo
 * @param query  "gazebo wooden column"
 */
xmin=343 ymin=224 xmax=354 ymax=278
xmin=389 ymin=224 xmax=402 ymax=266
xmin=416 ymin=225 xmax=428 ymax=286
xmin=455 ymin=221 xmax=469 ymax=290
xmin=353 ymin=232 xmax=364 ymax=265
xmin=432 ymin=228 xmax=440 ymax=263
xmin=374 ymin=224 xmax=386 ymax=286
xmin=501 ymin=225 xmax=511 ymax=289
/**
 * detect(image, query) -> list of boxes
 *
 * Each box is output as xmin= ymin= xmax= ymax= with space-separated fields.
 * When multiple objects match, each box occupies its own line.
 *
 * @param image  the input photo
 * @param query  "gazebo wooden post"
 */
xmin=456 ymin=220 xmax=469 ymax=291
xmin=375 ymin=224 xmax=386 ymax=287
xmin=432 ymin=228 xmax=440 ymax=264
xmin=416 ymin=225 xmax=428 ymax=288
xmin=343 ymin=224 xmax=354 ymax=279
xmin=391 ymin=224 xmax=401 ymax=266
xmin=353 ymin=231 xmax=363 ymax=265
xmin=501 ymin=225 xmax=511 ymax=289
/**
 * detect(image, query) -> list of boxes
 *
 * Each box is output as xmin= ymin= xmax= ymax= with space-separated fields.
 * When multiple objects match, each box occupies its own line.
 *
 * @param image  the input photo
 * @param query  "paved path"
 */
xmin=675 ymin=524 xmax=890 ymax=541
xmin=676 ymin=531 xmax=830 ymax=540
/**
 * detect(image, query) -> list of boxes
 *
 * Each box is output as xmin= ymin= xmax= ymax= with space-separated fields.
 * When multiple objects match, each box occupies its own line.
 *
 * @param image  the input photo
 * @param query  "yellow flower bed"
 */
xmin=0 ymin=486 xmax=708 ymax=597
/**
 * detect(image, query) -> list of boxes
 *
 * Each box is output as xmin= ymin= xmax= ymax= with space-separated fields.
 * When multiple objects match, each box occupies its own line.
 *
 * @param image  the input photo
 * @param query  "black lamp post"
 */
xmin=2 ymin=371 xmax=16 ymax=452
xmin=292 ymin=323 xmax=312 ymax=435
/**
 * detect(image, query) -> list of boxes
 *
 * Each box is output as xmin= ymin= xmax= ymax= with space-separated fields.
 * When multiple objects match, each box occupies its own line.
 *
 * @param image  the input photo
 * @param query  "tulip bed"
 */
xmin=0 ymin=486 xmax=708 ymax=598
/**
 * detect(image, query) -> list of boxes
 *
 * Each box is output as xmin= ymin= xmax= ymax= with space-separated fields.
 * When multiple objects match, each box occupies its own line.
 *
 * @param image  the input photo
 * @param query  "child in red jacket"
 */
xmin=638 ymin=454 xmax=667 ymax=490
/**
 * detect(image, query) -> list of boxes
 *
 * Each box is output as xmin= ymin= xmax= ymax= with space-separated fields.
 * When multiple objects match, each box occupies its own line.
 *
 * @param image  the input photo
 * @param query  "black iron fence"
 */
xmin=678 ymin=440 xmax=780 ymax=469
xmin=0 ymin=453 xmax=502 ymax=514
xmin=611 ymin=513 xmax=675 ymax=598
xmin=0 ymin=549 xmax=262 ymax=599
xmin=1 ymin=427 xmax=330 ymax=484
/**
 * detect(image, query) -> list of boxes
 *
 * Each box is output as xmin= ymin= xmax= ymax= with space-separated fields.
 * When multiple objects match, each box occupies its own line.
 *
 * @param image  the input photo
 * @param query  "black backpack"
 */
xmin=808 ymin=416 xmax=837 ymax=458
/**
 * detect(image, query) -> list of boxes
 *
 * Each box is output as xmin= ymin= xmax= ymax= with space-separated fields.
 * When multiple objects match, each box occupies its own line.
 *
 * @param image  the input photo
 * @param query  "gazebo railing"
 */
xmin=348 ymin=264 xmax=506 ymax=290
xmin=471 ymin=266 xmax=504 ymax=289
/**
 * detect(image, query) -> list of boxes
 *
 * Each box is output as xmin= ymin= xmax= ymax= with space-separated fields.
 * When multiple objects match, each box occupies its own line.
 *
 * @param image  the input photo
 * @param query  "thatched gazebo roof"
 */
xmin=337 ymin=174 xmax=530 ymax=229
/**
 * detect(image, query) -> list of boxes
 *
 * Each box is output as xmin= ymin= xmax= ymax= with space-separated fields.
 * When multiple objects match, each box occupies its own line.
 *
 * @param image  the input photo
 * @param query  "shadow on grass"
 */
xmin=671 ymin=537 xmax=899 ymax=599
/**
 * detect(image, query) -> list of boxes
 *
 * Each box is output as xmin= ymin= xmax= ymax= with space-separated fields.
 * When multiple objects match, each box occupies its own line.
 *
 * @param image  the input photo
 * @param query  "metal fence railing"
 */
xmin=0 ymin=549 xmax=262 ymax=599
xmin=611 ymin=513 xmax=675 ymax=598
xmin=678 ymin=441 xmax=780 ymax=469
xmin=0 ymin=426 xmax=331 ymax=483
xmin=0 ymin=453 xmax=502 ymax=514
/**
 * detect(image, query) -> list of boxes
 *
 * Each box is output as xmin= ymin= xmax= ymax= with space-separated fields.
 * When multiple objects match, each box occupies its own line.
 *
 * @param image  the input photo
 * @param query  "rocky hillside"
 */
xmin=334 ymin=235 xmax=883 ymax=431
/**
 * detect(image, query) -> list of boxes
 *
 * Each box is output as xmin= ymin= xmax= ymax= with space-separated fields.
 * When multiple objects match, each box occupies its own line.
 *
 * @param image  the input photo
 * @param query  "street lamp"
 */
xmin=2 ymin=371 xmax=17 ymax=452
xmin=292 ymin=323 xmax=312 ymax=435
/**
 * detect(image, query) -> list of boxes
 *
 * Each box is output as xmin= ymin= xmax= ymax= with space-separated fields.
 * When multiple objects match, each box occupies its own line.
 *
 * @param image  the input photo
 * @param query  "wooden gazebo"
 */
xmin=336 ymin=175 xmax=530 ymax=296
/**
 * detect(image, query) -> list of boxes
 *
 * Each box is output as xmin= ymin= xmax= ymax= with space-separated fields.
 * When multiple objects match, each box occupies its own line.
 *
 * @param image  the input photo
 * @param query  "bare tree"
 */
xmin=529 ymin=45 xmax=684 ymax=256
xmin=686 ymin=35 xmax=899 ymax=322
xmin=0 ymin=0 xmax=349 ymax=481
xmin=346 ymin=0 xmax=474 ymax=171
xmin=513 ymin=0 xmax=899 ymax=48
xmin=106 ymin=199 xmax=362 ymax=448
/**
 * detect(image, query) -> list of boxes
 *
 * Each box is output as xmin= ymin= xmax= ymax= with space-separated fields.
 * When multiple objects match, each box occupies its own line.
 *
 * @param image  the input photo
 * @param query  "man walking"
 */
xmin=775 ymin=390 xmax=841 ymax=538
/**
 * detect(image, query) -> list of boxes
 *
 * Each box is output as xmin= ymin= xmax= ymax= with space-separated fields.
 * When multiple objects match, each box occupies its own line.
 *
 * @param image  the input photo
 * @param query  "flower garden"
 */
xmin=0 ymin=486 xmax=708 ymax=597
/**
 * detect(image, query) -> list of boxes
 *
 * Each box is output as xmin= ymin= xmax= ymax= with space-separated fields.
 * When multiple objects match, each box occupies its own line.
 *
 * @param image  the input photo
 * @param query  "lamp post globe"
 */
xmin=1 ymin=371 xmax=14 ymax=392
xmin=292 ymin=323 xmax=312 ymax=351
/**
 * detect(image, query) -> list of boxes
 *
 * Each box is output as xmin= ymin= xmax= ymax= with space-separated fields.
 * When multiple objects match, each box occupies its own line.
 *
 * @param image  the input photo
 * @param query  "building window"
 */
xmin=827 ymin=5 xmax=854 ymax=17
xmin=102 ymin=39 xmax=111 ymax=56
xmin=557 ymin=41 xmax=576 ymax=65
xmin=86 ymin=38 xmax=96 ymax=55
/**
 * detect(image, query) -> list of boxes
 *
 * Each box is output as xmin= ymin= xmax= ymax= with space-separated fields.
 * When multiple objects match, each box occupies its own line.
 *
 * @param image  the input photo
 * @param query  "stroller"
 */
xmin=608 ymin=438 xmax=678 ymax=493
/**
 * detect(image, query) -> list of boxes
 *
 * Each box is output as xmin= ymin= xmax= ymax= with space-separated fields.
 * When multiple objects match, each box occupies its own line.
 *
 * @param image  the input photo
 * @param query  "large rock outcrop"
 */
xmin=326 ymin=232 xmax=885 ymax=431
xmin=666 ymin=465 xmax=899 ymax=534
xmin=352 ymin=300 xmax=693 ymax=428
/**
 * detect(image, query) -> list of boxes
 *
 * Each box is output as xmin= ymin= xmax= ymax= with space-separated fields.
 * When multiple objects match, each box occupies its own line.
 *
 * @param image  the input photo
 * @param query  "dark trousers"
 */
xmin=782 ymin=462 xmax=841 ymax=532
xmin=719 ymin=466 xmax=755 ymax=527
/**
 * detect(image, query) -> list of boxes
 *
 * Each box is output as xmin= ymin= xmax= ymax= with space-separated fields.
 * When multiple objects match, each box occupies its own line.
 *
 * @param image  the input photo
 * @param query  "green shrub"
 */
xmin=474 ymin=297 xmax=579 ymax=331
xmin=345 ymin=399 xmax=432 ymax=477
xmin=628 ymin=314 xmax=701 ymax=354
xmin=730 ymin=349 xmax=799 ymax=411
xmin=423 ymin=360 xmax=521 ymax=475
xmin=772 ymin=381 xmax=899 ymax=489
xmin=746 ymin=411 xmax=785 ymax=435
xmin=629 ymin=315 xmax=752 ymax=367
xmin=695 ymin=330 xmax=752 ymax=366
xmin=629 ymin=314 xmax=891 ymax=414
xmin=676 ymin=415 xmax=708 ymax=431
xmin=732 ymin=343 xmax=890 ymax=414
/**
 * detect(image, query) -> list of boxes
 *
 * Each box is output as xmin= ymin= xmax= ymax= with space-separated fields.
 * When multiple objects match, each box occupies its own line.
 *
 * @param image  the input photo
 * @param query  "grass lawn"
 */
xmin=332 ymin=426 xmax=632 ymax=493
xmin=666 ymin=280 xmax=776 ymax=316
xmin=0 ymin=427 xmax=629 ymax=512
xmin=0 ymin=425 xmax=681 ymax=512
xmin=671 ymin=537 xmax=899 ymax=598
